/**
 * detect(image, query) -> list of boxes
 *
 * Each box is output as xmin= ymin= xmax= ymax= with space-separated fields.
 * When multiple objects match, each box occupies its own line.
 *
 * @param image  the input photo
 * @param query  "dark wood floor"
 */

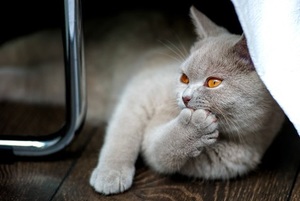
xmin=0 ymin=101 xmax=300 ymax=201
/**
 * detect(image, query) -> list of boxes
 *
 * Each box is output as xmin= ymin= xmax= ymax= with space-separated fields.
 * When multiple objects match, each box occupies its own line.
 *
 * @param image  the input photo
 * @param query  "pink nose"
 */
xmin=182 ymin=96 xmax=191 ymax=106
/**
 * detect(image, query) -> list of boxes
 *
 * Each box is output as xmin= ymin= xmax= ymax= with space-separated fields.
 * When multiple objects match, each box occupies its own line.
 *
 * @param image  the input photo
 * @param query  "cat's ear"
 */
xmin=233 ymin=34 xmax=255 ymax=69
xmin=190 ymin=6 xmax=228 ymax=39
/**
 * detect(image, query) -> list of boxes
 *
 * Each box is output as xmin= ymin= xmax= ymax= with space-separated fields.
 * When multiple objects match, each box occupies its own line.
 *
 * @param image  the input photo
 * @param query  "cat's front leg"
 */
xmin=89 ymin=96 xmax=146 ymax=195
xmin=143 ymin=108 xmax=219 ymax=174
xmin=89 ymin=155 xmax=135 ymax=195
xmin=89 ymin=121 xmax=142 ymax=195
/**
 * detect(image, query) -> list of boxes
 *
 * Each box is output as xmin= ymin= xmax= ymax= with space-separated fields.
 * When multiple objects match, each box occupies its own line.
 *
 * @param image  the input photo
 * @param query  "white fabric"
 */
xmin=231 ymin=0 xmax=300 ymax=135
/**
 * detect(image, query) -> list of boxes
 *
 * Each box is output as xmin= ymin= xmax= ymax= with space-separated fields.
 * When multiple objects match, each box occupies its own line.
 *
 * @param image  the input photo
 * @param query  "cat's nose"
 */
xmin=182 ymin=96 xmax=191 ymax=106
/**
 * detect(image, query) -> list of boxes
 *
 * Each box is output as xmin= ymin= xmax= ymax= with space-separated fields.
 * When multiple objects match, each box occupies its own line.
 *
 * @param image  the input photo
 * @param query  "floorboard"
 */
xmin=0 ymin=103 xmax=299 ymax=201
xmin=0 ymin=102 xmax=97 ymax=201
xmin=0 ymin=101 xmax=65 ymax=136
xmin=53 ymin=118 xmax=300 ymax=201
xmin=290 ymin=174 xmax=300 ymax=201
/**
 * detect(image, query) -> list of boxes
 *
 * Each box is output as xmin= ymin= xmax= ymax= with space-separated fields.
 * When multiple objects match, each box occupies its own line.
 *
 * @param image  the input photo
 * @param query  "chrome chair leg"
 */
xmin=0 ymin=0 xmax=86 ymax=156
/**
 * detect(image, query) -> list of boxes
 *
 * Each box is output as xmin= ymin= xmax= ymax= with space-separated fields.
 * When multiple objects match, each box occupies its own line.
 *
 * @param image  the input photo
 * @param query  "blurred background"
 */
xmin=0 ymin=0 xmax=241 ymax=136
xmin=0 ymin=0 xmax=242 ymax=45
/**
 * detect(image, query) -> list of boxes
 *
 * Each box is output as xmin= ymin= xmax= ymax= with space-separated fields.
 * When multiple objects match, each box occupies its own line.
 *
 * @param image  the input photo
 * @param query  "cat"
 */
xmin=0 ymin=6 xmax=285 ymax=196
xmin=89 ymin=6 xmax=285 ymax=195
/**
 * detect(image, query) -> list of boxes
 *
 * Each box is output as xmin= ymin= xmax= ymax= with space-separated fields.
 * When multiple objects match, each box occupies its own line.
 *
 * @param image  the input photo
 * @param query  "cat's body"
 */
xmin=89 ymin=7 xmax=285 ymax=195
xmin=0 ymin=7 xmax=284 ymax=196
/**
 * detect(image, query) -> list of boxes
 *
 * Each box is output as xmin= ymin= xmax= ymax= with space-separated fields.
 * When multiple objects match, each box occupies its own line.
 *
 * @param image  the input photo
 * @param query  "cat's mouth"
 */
xmin=178 ymin=97 xmax=217 ymax=116
xmin=184 ymin=105 xmax=215 ymax=115
xmin=185 ymin=105 xmax=196 ymax=110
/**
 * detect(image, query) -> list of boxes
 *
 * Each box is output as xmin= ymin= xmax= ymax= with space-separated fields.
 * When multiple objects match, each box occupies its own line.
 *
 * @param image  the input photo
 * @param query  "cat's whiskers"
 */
xmin=157 ymin=51 xmax=183 ymax=63
xmin=165 ymin=39 xmax=187 ymax=59
xmin=174 ymin=34 xmax=189 ymax=57
xmin=212 ymin=105 xmax=246 ymax=144
xmin=158 ymin=40 xmax=187 ymax=61
xmin=195 ymin=100 xmax=239 ymax=142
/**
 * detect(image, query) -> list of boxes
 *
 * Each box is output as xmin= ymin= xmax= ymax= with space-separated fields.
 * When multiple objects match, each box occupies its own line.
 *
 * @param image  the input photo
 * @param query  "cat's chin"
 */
xmin=187 ymin=107 xmax=197 ymax=111
xmin=177 ymin=103 xmax=187 ymax=110
xmin=184 ymin=104 xmax=212 ymax=112
xmin=180 ymin=106 xmax=211 ymax=112
xmin=177 ymin=102 xmax=195 ymax=111
xmin=178 ymin=105 xmax=195 ymax=111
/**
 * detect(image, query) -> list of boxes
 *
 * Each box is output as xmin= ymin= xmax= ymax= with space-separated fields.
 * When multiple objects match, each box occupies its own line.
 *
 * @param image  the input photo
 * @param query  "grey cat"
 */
xmin=0 ymin=6 xmax=284 ymax=196
xmin=89 ymin=7 xmax=285 ymax=195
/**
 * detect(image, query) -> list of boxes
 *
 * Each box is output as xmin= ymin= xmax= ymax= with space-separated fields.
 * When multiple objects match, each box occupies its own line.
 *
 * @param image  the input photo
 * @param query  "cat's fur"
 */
xmin=0 ymin=7 xmax=284 ymax=195
xmin=89 ymin=7 xmax=284 ymax=195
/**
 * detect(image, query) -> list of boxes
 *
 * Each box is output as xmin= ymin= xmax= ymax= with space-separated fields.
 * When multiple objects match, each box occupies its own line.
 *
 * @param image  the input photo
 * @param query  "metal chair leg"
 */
xmin=0 ymin=0 xmax=86 ymax=156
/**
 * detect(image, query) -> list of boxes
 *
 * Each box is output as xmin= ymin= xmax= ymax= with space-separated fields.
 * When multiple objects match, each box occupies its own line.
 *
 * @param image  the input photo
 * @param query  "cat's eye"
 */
xmin=206 ymin=77 xmax=222 ymax=88
xmin=180 ymin=73 xmax=189 ymax=84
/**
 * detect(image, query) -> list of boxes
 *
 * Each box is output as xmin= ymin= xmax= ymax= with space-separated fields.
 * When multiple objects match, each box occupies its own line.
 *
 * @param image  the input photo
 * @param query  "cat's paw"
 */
xmin=186 ymin=109 xmax=219 ymax=156
xmin=89 ymin=164 xmax=135 ymax=195
xmin=178 ymin=109 xmax=218 ymax=137
xmin=191 ymin=109 xmax=218 ymax=135
xmin=178 ymin=108 xmax=193 ymax=125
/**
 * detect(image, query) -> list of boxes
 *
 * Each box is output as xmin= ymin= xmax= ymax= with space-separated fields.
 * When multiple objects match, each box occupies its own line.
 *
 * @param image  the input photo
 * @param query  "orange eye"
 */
xmin=180 ymin=73 xmax=189 ymax=84
xmin=206 ymin=77 xmax=222 ymax=88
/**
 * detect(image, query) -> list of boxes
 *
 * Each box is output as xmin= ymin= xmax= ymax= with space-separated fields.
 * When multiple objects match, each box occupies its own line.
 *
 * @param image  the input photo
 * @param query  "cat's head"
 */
xmin=176 ymin=7 xmax=278 ymax=135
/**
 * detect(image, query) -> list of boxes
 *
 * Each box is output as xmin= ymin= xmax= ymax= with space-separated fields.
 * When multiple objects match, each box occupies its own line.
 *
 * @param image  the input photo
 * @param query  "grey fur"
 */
xmin=89 ymin=7 xmax=284 ymax=194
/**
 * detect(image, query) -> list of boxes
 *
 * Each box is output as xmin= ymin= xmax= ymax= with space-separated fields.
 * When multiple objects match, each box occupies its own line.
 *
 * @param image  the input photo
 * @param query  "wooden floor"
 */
xmin=0 ymin=101 xmax=300 ymax=201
